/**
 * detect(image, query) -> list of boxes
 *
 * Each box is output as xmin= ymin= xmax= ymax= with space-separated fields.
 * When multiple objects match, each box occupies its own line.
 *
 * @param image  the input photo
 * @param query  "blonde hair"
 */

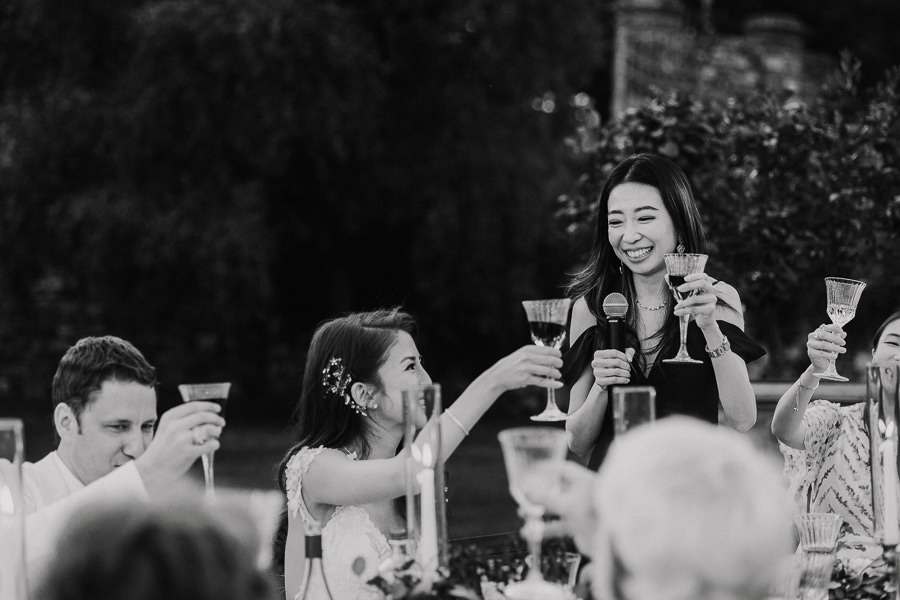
xmin=591 ymin=417 xmax=792 ymax=600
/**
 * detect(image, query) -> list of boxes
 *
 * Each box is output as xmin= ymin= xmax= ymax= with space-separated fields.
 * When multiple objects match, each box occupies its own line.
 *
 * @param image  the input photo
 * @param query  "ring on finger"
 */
xmin=191 ymin=427 xmax=205 ymax=446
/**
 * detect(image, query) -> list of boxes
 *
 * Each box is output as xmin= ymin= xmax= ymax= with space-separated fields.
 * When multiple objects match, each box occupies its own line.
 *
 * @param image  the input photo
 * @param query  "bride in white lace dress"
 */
xmin=275 ymin=308 xmax=563 ymax=600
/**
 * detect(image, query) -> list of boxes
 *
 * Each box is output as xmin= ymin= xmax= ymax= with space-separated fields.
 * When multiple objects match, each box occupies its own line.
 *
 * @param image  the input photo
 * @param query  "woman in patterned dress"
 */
xmin=771 ymin=311 xmax=900 ymax=563
xmin=273 ymin=308 xmax=563 ymax=600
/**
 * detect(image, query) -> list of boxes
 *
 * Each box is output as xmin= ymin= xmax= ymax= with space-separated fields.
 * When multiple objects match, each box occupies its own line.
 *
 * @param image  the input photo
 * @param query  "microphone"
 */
xmin=602 ymin=292 xmax=629 ymax=352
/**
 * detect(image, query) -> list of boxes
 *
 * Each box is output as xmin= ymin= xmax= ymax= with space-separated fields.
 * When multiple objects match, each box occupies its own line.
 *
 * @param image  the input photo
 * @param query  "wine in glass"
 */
xmin=498 ymin=427 xmax=570 ymax=600
xmin=521 ymin=299 xmax=571 ymax=422
xmin=812 ymin=277 xmax=866 ymax=382
xmin=662 ymin=253 xmax=708 ymax=364
xmin=178 ymin=382 xmax=232 ymax=499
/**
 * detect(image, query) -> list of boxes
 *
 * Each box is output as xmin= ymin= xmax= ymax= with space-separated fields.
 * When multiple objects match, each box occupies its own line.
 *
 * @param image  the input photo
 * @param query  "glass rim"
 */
xmin=177 ymin=382 xmax=232 ymax=400
xmin=824 ymin=277 xmax=866 ymax=286
xmin=662 ymin=252 xmax=708 ymax=258
xmin=521 ymin=298 xmax=572 ymax=305
xmin=0 ymin=418 xmax=23 ymax=430
xmin=400 ymin=383 xmax=442 ymax=394
xmin=498 ymin=426 xmax=567 ymax=443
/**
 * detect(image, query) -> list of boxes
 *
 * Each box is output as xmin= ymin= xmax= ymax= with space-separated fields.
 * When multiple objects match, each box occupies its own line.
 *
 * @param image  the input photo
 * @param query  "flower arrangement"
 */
xmin=829 ymin=561 xmax=898 ymax=600
xmin=366 ymin=536 xmax=579 ymax=600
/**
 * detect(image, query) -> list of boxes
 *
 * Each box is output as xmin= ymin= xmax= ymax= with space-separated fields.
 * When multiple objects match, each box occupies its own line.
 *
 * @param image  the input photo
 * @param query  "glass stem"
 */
xmin=545 ymin=388 xmax=558 ymax=413
xmin=202 ymin=452 xmax=215 ymax=499
xmin=678 ymin=314 xmax=690 ymax=354
xmin=524 ymin=516 xmax=545 ymax=583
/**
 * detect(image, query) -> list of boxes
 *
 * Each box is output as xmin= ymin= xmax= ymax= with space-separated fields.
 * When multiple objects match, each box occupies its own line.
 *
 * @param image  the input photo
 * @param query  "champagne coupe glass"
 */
xmin=498 ymin=427 xmax=570 ymax=600
xmin=662 ymin=253 xmax=708 ymax=364
xmin=522 ymin=299 xmax=571 ymax=422
xmin=812 ymin=277 xmax=866 ymax=382
xmin=178 ymin=382 xmax=231 ymax=499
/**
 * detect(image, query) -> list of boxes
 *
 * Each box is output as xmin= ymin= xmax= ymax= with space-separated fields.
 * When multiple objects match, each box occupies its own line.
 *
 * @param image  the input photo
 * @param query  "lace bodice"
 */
xmin=285 ymin=447 xmax=391 ymax=600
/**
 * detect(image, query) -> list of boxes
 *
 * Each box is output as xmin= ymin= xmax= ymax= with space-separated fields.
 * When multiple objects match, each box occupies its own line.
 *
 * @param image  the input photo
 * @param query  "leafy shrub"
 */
xmin=557 ymin=54 xmax=900 ymax=378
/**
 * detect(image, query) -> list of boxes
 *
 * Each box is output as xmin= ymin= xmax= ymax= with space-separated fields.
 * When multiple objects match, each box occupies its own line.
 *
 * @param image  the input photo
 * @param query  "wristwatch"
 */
xmin=705 ymin=336 xmax=731 ymax=358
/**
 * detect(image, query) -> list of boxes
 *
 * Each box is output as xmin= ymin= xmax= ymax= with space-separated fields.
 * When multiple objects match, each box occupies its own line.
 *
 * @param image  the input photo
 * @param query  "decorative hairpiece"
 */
xmin=321 ymin=357 xmax=367 ymax=416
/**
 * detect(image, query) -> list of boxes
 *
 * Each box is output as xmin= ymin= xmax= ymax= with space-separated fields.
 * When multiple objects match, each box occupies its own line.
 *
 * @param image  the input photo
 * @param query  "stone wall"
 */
xmin=612 ymin=0 xmax=833 ymax=114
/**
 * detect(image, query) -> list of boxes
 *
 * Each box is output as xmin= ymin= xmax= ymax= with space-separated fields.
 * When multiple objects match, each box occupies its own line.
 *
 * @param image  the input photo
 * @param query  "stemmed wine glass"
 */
xmin=662 ymin=253 xmax=708 ymax=364
xmin=178 ymin=382 xmax=232 ymax=499
xmin=498 ymin=427 xmax=570 ymax=600
xmin=521 ymin=299 xmax=571 ymax=422
xmin=812 ymin=277 xmax=866 ymax=381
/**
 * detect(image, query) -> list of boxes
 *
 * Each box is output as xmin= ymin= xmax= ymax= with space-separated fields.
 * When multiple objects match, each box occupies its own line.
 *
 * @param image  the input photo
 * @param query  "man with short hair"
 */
xmin=22 ymin=336 xmax=225 ymax=580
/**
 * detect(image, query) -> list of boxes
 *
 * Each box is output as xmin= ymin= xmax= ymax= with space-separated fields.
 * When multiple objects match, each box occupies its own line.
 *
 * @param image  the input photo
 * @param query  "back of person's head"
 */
xmin=51 ymin=335 xmax=157 ymax=421
xmin=591 ymin=417 xmax=792 ymax=600
xmin=34 ymin=496 xmax=272 ymax=600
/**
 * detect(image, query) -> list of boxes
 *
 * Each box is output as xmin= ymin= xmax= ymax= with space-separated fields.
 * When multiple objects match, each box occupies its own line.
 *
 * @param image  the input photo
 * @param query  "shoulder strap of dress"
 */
xmin=284 ymin=446 xmax=328 ymax=526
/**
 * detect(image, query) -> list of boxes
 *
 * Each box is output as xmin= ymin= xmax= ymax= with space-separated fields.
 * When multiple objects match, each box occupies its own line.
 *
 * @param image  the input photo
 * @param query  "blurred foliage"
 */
xmin=557 ymin=54 xmax=900 ymax=379
xmin=0 ymin=0 xmax=606 ymax=419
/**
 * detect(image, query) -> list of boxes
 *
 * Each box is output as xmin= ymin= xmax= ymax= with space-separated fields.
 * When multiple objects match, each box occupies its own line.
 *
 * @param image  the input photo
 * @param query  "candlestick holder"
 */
xmin=402 ymin=384 xmax=448 ymax=571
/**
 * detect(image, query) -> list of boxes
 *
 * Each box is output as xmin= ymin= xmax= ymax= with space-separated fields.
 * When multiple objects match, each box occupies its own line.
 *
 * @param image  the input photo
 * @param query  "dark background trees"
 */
xmin=0 ymin=0 xmax=898 ymax=428
xmin=0 ymin=0 xmax=603 ymax=421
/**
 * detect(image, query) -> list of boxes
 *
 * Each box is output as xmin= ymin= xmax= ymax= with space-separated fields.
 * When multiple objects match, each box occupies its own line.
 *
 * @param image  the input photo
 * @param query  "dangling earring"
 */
xmin=676 ymin=238 xmax=685 ymax=254
xmin=619 ymin=261 xmax=624 ymax=276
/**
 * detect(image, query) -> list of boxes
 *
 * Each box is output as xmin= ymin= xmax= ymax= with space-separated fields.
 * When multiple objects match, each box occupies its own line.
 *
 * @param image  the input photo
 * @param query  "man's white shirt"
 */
xmin=23 ymin=451 xmax=149 ymax=581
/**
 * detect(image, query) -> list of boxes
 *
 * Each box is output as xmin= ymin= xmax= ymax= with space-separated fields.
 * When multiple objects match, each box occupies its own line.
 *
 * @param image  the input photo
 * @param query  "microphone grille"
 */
xmin=602 ymin=292 xmax=629 ymax=319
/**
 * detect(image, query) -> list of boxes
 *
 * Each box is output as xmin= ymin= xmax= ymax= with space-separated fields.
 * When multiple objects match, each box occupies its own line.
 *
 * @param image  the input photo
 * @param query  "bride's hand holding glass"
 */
xmin=480 ymin=345 xmax=563 ymax=396
xmin=670 ymin=273 xmax=719 ymax=329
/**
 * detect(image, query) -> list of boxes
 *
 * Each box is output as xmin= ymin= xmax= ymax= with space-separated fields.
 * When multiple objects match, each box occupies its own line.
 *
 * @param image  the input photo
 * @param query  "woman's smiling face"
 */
xmin=607 ymin=182 xmax=678 ymax=279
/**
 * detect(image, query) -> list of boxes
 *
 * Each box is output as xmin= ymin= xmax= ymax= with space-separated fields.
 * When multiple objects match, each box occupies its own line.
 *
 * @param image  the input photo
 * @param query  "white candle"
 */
xmin=883 ymin=440 xmax=900 ymax=545
xmin=415 ymin=435 xmax=439 ymax=572
xmin=417 ymin=466 xmax=438 ymax=569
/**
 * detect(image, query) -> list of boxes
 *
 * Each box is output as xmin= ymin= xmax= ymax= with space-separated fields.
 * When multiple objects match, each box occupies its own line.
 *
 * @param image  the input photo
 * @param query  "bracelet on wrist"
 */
xmin=705 ymin=336 xmax=731 ymax=358
xmin=445 ymin=410 xmax=470 ymax=437
xmin=794 ymin=377 xmax=820 ymax=411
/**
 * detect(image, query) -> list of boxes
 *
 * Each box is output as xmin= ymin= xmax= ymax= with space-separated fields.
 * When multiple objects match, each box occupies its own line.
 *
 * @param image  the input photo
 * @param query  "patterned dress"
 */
xmin=780 ymin=400 xmax=879 ymax=564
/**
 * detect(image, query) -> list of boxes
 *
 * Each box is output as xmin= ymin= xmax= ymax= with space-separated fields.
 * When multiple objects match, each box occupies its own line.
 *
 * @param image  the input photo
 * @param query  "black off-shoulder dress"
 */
xmin=562 ymin=319 xmax=766 ymax=470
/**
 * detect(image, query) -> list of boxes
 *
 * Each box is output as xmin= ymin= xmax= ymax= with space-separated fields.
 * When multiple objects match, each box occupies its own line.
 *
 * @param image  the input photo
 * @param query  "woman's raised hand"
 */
xmin=672 ymin=273 xmax=719 ymax=329
xmin=591 ymin=347 xmax=635 ymax=390
xmin=807 ymin=323 xmax=846 ymax=372
xmin=485 ymin=345 xmax=563 ymax=394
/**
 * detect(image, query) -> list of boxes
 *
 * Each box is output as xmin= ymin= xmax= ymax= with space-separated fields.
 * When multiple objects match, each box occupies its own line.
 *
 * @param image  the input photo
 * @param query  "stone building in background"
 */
xmin=612 ymin=0 xmax=833 ymax=114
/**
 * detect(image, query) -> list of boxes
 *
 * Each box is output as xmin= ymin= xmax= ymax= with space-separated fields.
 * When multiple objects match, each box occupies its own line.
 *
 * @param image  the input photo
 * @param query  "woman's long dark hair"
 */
xmin=567 ymin=153 xmax=708 ymax=373
xmin=272 ymin=308 xmax=417 ymax=583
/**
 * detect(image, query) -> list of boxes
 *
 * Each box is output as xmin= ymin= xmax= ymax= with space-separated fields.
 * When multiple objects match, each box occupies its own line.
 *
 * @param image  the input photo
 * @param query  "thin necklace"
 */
xmin=636 ymin=298 xmax=667 ymax=311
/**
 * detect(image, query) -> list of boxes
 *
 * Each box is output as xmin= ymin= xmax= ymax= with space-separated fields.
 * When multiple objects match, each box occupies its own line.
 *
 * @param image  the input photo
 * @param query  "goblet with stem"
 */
xmin=522 ymin=299 xmax=571 ymax=422
xmin=812 ymin=277 xmax=866 ymax=382
xmin=662 ymin=253 xmax=708 ymax=364
xmin=178 ymin=382 xmax=231 ymax=499
xmin=498 ymin=427 xmax=570 ymax=600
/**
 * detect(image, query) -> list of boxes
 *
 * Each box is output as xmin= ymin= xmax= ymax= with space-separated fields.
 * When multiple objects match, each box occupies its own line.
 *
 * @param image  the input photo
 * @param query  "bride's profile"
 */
xmin=275 ymin=308 xmax=563 ymax=600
